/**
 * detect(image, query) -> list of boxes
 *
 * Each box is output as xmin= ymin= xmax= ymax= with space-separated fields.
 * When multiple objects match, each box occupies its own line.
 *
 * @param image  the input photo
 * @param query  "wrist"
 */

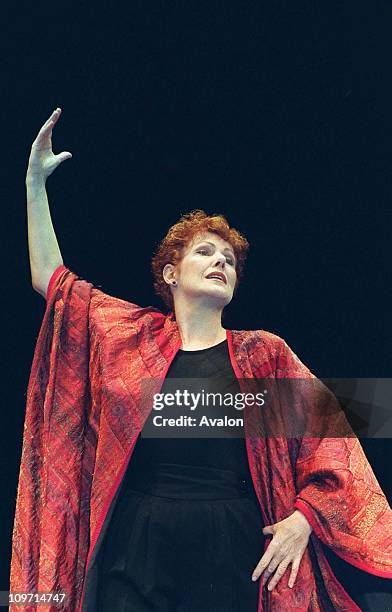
xmin=293 ymin=509 xmax=313 ymax=536
xmin=26 ymin=172 xmax=46 ymax=189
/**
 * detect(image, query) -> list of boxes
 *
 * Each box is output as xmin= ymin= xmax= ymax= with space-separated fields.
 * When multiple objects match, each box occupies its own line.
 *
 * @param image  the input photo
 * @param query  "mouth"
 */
xmin=205 ymin=273 xmax=227 ymax=284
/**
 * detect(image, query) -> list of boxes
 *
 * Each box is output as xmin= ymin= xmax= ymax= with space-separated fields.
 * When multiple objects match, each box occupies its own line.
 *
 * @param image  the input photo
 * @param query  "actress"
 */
xmin=10 ymin=108 xmax=392 ymax=611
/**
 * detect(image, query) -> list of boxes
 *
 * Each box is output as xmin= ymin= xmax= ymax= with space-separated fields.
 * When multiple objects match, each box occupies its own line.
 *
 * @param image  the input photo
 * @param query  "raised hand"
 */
xmin=26 ymin=108 xmax=72 ymax=182
xmin=251 ymin=510 xmax=312 ymax=591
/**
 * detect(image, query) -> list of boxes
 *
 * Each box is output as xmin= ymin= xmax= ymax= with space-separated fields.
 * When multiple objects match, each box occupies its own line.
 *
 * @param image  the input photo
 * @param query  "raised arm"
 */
xmin=26 ymin=108 xmax=72 ymax=298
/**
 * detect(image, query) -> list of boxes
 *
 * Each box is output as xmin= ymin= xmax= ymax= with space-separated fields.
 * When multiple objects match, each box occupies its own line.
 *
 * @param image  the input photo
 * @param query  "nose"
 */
xmin=213 ymin=253 xmax=226 ymax=268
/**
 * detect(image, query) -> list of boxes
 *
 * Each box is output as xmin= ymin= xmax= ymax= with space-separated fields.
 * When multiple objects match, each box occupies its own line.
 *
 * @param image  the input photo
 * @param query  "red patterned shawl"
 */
xmin=10 ymin=266 xmax=392 ymax=611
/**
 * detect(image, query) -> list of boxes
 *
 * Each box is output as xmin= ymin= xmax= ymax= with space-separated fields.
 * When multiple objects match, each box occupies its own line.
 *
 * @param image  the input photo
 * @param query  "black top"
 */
xmin=126 ymin=339 xmax=253 ymax=482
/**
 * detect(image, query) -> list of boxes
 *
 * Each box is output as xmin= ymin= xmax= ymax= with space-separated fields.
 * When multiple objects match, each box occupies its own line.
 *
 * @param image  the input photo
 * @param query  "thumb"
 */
xmin=262 ymin=524 xmax=276 ymax=536
xmin=56 ymin=152 xmax=73 ymax=164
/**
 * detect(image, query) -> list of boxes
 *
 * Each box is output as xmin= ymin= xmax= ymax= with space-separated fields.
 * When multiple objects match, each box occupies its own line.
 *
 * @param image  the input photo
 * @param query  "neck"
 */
xmin=173 ymin=298 xmax=226 ymax=350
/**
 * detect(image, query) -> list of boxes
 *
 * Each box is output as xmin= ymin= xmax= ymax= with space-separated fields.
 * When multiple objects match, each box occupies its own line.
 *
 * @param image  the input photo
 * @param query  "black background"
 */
xmin=2 ymin=0 xmax=391 ymax=604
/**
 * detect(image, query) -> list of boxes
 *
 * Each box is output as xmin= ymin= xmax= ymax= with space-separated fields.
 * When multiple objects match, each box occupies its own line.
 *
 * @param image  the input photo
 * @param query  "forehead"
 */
xmin=188 ymin=231 xmax=234 ymax=252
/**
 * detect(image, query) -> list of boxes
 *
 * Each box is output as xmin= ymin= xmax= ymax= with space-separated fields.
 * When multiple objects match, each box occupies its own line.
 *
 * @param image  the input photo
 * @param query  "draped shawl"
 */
xmin=10 ymin=266 xmax=392 ymax=611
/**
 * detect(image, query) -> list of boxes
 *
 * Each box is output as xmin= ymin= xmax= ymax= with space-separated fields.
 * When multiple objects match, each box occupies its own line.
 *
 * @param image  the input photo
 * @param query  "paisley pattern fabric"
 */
xmin=10 ymin=266 xmax=392 ymax=611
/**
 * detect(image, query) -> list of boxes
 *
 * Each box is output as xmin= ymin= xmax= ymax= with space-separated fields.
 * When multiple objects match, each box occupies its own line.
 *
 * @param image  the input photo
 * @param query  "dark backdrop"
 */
xmin=2 ymin=0 xmax=391 ymax=603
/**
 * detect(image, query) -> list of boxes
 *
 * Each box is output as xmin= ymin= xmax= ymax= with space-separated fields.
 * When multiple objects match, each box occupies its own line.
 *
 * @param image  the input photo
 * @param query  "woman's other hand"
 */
xmin=26 ymin=108 xmax=72 ymax=183
xmin=251 ymin=510 xmax=312 ymax=591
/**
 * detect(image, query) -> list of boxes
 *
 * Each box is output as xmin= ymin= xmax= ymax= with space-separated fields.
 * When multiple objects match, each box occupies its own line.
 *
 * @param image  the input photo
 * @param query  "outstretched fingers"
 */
xmin=265 ymin=558 xmax=291 ymax=591
xmin=288 ymin=557 xmax=301 ymax=588
xmin=43 ymin=108 xmax=61 ymax=128
xmin=252 ymin=543 xmax=276 ymax=582
xmin=35 ymin=108 xmax=62 ymax=144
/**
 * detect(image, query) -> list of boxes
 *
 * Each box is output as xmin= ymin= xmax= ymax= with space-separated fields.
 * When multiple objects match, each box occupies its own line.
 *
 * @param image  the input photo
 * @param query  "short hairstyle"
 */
xmin=151 ymin=209 xmax=249 ymax=310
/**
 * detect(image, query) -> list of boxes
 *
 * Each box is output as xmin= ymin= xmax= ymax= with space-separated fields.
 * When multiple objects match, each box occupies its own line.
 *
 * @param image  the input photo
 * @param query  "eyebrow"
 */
xmin=195 ymin=240 xmax=236 ymax=259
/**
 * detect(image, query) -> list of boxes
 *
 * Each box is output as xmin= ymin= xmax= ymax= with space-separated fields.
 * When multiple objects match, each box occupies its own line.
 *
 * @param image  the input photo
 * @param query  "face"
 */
xmin=164 ymin=231 xmax=237 ymax=308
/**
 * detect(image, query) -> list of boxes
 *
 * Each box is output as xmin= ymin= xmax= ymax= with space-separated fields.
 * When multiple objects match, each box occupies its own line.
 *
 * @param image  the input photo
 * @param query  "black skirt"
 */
xmin=97 ymin=463 xmax=265 ymax=612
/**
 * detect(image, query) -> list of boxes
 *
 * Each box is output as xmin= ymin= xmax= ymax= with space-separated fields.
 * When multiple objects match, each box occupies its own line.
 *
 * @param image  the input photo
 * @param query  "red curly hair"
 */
xmin=151 ymin=209 xmax=249 ymax=310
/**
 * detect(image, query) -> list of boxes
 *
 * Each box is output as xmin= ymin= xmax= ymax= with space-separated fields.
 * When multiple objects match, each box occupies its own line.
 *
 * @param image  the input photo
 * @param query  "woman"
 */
xmin=11 ymin=108 xmax=392 ymax=611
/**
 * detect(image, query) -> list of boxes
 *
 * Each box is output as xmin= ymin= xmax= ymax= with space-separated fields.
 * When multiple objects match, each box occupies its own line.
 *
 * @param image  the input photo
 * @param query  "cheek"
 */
xmin=183 ymin=264 xmax=203 ymax=283
xmin=230 ymin=271 xmax=237 ymax=285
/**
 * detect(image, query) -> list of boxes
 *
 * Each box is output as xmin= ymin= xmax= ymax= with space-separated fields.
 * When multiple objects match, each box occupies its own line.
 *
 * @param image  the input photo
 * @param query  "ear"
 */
xmin=163 ymin=263 xmax=176 ymax=285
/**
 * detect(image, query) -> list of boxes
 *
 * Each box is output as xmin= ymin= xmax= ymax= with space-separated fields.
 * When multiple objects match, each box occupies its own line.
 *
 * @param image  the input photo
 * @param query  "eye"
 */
xmin=197 ymin=248 xmax=235 ymax=266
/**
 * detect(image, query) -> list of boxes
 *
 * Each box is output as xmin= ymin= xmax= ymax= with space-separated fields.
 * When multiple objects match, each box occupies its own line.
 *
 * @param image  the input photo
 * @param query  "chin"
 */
xmin=192 ymin=285 xmax=232 ymax=304
xmin=206 ymin=291 xmax=232 ymax=306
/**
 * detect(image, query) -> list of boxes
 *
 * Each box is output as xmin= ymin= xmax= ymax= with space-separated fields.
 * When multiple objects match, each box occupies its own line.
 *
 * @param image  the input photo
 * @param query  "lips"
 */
xmin=205 ymin=272 xmax=227 ymax=284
